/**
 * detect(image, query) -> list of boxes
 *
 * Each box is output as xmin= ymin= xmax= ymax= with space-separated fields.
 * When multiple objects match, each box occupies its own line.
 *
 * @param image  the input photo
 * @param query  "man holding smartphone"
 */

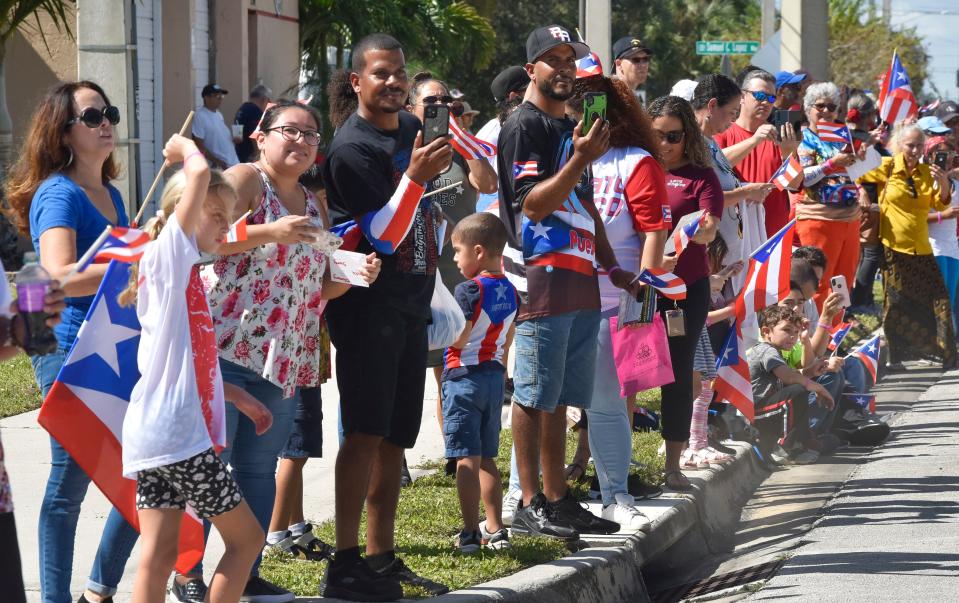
xmin=497 ymin=24 xmax=638 ymax=540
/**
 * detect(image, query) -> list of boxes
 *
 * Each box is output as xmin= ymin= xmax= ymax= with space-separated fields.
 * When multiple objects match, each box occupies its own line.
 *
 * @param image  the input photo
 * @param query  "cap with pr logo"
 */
xmin=526 ymin=25 xmax=590 ymax=64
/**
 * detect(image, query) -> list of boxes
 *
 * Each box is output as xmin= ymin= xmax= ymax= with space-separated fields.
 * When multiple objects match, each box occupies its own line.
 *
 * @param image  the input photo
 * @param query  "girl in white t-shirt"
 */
xmin=121 ymin=134 xmax=270 ymax=603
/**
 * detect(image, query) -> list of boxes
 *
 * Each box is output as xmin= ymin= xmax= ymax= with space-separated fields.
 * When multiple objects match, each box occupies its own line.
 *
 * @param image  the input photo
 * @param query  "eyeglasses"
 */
xmin=263 ymin=125 xmax=321 ymax=146
xmin=746 ymin=90 xmax=776 ymax=104
xmin=655 ymin=129 xmax=685 ymax=144
xmin=421 ymin=95 xmax=454 ymax=105
xmin=813 ymin=103 xmax=838 ymax=113
xmin=67 ymin=105 xmax=120 ymax=128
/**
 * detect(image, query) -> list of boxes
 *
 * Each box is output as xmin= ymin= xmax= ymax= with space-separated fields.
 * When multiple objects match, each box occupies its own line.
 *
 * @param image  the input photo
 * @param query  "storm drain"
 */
xmin=649 ymin=558 xmax=787 ymax=602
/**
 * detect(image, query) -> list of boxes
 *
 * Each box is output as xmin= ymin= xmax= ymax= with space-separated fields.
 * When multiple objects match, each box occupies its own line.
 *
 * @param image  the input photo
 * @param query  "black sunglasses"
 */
xmin=421 ymin=95 xmax=454 ymax=105
xmin=905 ymin=176 xmax=918 ymax=198
xmin=67 ymin=105 xmax=120 ymax=128
xmin=747 ymin=90 xmax=776 ymax=104
xmin=814 ymin=103 xmax=838 ymax=113
xmin=656 ymin=129 xmax=685 ymax=144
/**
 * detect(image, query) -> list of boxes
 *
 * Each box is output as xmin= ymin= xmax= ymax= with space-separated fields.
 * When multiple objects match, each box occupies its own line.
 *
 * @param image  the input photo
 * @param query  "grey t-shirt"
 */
xmin=748 ymin=341 xmax=788 ymax=402
xmin=430 ymin=154 xmax=477 ymax=290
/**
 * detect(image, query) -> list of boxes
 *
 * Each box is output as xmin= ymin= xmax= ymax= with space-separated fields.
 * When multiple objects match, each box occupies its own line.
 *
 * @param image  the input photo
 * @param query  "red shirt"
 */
xmin=715 ymin=122 xmax=791 ymax=237
xmin=665 ymin=164 xmax=724 ymax=284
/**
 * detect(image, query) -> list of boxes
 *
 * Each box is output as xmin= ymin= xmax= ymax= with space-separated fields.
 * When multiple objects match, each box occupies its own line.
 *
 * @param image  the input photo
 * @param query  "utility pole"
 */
xmin=761 ymin=0 xmax=776 ymax=45
xmin=581 ymin=0 xmax=611 ymax=72
xmin=780 ymin=0 xmax=829 ymax=80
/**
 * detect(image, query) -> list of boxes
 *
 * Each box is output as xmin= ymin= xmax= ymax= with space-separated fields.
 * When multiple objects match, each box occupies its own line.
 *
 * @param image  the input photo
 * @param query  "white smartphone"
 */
xmin=830 ymin=275 xmax=851 ymax=308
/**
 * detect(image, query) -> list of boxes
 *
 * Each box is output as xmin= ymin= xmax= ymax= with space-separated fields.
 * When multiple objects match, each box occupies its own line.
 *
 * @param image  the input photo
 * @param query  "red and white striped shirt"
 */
xmin=444 ymin=274 xmax=518 ymax=379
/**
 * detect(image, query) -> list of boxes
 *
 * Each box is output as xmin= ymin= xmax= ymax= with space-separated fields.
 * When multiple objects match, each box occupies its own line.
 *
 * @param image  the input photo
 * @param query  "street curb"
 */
xmin=419 ymin=443 xmax=769 ymax=603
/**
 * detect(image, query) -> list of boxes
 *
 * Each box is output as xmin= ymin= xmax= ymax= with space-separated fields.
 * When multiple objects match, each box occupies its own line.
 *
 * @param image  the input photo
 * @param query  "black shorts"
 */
xmin=326 ymin=304 xmax=427 ymax=448
xmin=136 ymin=448 xmax=242 ymax=519
xmin=280 ymin=387 xmax=324 ymax=459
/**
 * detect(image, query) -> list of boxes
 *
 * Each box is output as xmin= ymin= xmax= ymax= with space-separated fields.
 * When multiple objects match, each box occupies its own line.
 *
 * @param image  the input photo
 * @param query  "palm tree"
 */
xmin=0 ymin=1 xmax=75 ymax=176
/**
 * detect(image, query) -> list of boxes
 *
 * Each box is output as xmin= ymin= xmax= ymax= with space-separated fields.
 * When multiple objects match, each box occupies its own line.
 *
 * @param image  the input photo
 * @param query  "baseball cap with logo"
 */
xmin=936 ymin=100 xmax=959 ymax=124
xmin=202 ymin=84 xmax=229 ymax=97
xmin=526 ymin=25 xmax=589 ymax=64
xmin=612 ymin=36 xmax=652 ymax=61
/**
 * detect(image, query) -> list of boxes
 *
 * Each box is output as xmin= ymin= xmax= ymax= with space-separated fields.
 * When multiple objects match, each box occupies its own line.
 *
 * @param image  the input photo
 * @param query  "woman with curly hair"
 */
xmin=648 ymin=95 xmax=724 ymax=491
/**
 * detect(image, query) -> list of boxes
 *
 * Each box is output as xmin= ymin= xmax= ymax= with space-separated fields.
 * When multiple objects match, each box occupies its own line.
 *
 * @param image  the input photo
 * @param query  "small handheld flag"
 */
xmin=74 ymin=226 xmax=152 ymax=274
xmin=576 ymin=52 xmax=603 ymax=79
xmin=770 ymin=155 xmax=803 ymax=191
xmin=848 ymin=334 xmax=881 ymax=384
xmin=844 ymin=392 xmax=877 ymax=414
xmin=816 ymin=122 xmax=853 ymax=146
xmin=449 ymin=115 xmax=496 ymax=160
xmin=828 ymin=321 xmax=852 ymax=354
xmin=637 ymin=267 xmax=687 ymax=300
xmin=226 ymin=210 xmax=251 ymax=243
xmin=666 ymin=210 xmax=707 ymax=256
xmin=714 ymin=321 xmax=754 ymax=421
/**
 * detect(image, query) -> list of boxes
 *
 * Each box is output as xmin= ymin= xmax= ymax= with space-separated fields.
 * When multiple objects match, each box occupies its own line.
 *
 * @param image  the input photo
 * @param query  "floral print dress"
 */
xmin=201 ymin=164 xmax=328 ymax=398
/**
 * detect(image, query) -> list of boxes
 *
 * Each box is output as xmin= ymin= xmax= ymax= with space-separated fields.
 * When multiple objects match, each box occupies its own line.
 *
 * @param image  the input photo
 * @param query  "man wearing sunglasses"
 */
xmin=716 ymin=69 xmax=801 ymax=237
xmin=611 ymin=36 xmax=652 ymax=105
xmin=192 ymin=83 xmax=239 ymax=169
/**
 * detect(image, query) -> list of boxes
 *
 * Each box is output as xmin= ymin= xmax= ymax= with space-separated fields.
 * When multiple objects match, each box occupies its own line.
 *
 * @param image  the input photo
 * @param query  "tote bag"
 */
xmin=609 ymin=314 xmax=674 ymax=398
xmin=427 ymin=273 xmax=466 ymax=351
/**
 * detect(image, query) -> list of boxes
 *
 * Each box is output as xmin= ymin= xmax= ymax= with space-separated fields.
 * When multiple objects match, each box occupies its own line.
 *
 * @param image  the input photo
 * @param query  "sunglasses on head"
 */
xmin=747 ymin=90 xmax=776 ymax=104
xmin=814 ymin=103 xmax=838 ymax=113
xmin=421 ymin=95 xmax=454 ymax=105
xmin=656 ymin=129 xmax=685 ymax=144
xmin=67 ymin=105 xmax=120 ymax=128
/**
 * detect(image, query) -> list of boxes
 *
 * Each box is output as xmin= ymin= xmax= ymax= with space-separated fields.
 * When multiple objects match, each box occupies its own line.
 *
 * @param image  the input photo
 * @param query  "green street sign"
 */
xmin=696 ymin=40 xmax=760 ymax=55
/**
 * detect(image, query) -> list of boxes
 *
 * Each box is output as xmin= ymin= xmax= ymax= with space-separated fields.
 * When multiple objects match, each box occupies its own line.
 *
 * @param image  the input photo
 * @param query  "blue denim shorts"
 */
xmin=280 ymin=387 xmax=322 ymax=459
xmin=441 ymin=368 xmax=505 ymax=458
xmin=512 ymin=309 xmax=601 ymax=412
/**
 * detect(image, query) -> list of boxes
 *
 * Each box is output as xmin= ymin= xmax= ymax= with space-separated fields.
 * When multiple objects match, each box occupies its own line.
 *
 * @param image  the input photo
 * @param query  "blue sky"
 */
xmin=889 ymin=1 xmax=958 ymax=100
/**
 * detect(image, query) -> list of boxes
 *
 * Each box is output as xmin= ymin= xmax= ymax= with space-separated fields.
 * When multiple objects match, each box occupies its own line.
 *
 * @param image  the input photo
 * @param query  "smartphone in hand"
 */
xmin=422 ymin=104 xmax=450 ymax=145
xmin=583 ymin=92 xmax=607 ymax=135
xmin=934 ymin=151 xmax=949 ymax=171
xmin=830 ymin=275 xmax=851 ymax=308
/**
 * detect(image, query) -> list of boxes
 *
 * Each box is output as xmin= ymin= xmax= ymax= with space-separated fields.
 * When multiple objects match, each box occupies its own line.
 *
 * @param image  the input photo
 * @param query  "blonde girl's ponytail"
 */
xmin=117 ymin=168 xmax=236 ymax=306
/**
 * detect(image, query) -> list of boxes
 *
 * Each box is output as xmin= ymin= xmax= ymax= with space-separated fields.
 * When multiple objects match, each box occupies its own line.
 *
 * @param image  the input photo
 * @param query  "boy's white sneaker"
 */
xmin=602 ymin=493 xmax=651 ymax=533
xmin=501 ymin=487 xmax=522 ymax=526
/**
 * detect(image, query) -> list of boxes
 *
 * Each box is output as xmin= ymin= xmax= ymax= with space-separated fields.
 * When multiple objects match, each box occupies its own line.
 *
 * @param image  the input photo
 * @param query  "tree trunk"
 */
xmin=0 ymin=51 xmax=12 ymax=186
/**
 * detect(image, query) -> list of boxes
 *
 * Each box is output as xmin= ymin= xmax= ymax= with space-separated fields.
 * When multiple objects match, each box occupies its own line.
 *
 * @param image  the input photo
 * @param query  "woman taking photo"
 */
xmin=186 ymin=100 xmax=380 ymax=601
xmin=6 ymin=81 xmax=138 ymax=603
xmin=647 ymin=96 xmax=723 ymax=491
xmin=861 ymin=123 xmax=957 ymax=370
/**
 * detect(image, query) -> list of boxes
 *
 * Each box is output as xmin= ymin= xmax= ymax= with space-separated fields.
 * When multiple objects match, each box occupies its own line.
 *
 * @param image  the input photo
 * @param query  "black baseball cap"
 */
xmin=526 ymin=25 xmax=589 ymax=64
xmin=491 ymin=66 xmax=530 ymax=103
xmin=612 ymin=36 xmax=652 ymax=60
xmin=936 ymin=100 xmax=959 ymax=124
xmin=201 ymin=84 xmax=228 ymax=97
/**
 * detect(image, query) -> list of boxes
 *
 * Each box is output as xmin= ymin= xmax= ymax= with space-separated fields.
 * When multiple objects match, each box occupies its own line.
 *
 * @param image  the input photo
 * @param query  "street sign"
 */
xmin=696 ymin=40 xmax=760 ymax=55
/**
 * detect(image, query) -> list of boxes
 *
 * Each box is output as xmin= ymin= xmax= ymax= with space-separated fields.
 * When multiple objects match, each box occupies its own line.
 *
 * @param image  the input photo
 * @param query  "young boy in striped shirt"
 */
xmin=443 ymin=213 xmax=518 ymax=553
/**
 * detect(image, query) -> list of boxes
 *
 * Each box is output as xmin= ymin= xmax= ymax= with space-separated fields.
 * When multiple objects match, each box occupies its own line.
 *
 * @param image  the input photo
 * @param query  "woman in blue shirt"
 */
xmin=5 ymin=81 xmax=138 ymax=603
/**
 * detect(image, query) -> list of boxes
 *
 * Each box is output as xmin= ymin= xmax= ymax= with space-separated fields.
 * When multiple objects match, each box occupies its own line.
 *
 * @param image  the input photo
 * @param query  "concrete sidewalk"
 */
xmin=2 ymin=366 xmax=448 ymax=601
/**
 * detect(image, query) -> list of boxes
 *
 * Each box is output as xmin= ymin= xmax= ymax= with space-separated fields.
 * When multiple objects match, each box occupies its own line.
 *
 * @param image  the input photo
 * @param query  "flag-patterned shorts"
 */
xmin=135 ymin=448 xmax=242 ymax=519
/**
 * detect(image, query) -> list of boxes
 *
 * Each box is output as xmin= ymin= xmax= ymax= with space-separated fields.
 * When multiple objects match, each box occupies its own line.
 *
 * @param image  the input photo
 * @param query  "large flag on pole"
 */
xmin=714 ymin=321 xmax=754 ymax=421
xmin=878 ymin=51 xmax=918 ymax=125
xmin=734 ymin=219 xmax=797 ymax=322
xmin=37 ymin=262 xmax=204 ymax=573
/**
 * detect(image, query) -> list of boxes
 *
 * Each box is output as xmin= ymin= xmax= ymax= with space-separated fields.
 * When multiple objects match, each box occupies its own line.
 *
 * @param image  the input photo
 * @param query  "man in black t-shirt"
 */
xmin=498 ymin=25 xmax=639 ymax=541
xmin=321 ymin=33 xmax=453 ymax=601
xmin=234 ymin=84 xmax=272 ymax=162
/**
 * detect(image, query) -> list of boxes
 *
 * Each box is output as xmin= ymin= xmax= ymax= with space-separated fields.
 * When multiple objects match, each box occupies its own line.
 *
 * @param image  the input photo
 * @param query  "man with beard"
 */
xmin=322 ymin=33 xmax=453 ymax=601
xmin=715 ymin=68 xmax=801 ymax=236
xmin=497 ymin=25 xmax=636 ymax=541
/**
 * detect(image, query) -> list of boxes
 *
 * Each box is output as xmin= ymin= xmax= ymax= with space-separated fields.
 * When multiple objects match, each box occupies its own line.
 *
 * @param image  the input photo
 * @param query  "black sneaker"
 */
xmin=456 ymin=528 xmax=481 ymax=553
xmin=78 ymin=596 xmax=113 ymax=603
xmin=170 ymin=577 xmax=206 ymax=603
xmin=444 ymin=457 xmax=457 ymax=476
xmin=376 ymin=556 xmax=450 ymax=596
xmin=323 ymin=557 xmax=403 ymax=602
xmin=549 ymin=491 xmax=620 ymax=534
xmin=239 ymin=576 xmax=294 ymax=603
xmin=510 ymin=492 xmax=579 ymax=541
xmin=401 ymin=456 xmax=413 ymax=487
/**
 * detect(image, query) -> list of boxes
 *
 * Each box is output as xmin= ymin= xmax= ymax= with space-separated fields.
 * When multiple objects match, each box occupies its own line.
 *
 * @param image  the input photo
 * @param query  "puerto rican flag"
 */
xmin=770 ymin=154 xmax=803 ymax=191
xmin=849 ymin=333 xmax=881 ymax=384
xmin=637 ymin=267 xmax=687 ymax=300
xmin=37 ymin=262 xmax=204 ymax=573
xmin=734 ymin=219 xmax=796 ymax=322
xmin=576 ymin=52 xmax=603 ymax=79
xmin=816 ymin=122 xmax=853 ymax=146
xmin=714 ymin=321 xmax=754 ymax=421
xmin=226 ymin=210 xmax=250 ymax=244
xmin=78 ymin=227 xmax=152 ymax=272
xmin=878 ymin=51 xmax=918 ymax=125
xmin=828 ymin=321 xmax=852 ymax=354
xmin=513 ymin=161 xmax=539 ymax=180
xmin=665 ymin=210 xmax=707 ymax=256
xmin=521 ymin=197 xmax=597 ymax=276
xmin=844 ymin=392 xmax=877 ymax=414
xmin=449 ymin=115 xmax=496 ymax=161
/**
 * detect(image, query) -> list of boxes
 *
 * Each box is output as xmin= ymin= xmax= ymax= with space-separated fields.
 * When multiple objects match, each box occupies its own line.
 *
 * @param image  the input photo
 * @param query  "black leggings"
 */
xmin=659 ymin=277 xmax=711 ymax=442
xmin=0 ymin=512 xmax=26 ymax=603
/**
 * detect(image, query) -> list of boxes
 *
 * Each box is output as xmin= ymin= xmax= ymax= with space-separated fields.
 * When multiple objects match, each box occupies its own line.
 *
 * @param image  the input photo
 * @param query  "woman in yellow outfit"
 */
xmin=860 ymin=122 xmax=957 ymax=369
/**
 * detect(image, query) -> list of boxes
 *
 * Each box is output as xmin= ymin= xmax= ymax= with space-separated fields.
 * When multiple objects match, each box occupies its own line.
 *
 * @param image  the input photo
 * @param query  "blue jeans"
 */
xmin=934 ymin=255 xmax=959 ymax=335
xmin=33 ymin=351 xmax=139 ymax=602
xmin=585 ymin=312 xmax=632 ymax=507
xmin=192 ymin=359 xmax=297 ymax=575
xmin=808 ymin=369 xmax=845 ymax=436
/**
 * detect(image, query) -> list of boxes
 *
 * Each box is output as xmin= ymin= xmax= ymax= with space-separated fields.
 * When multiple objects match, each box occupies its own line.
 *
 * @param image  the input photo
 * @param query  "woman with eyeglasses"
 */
xmin=648 ymin=96 xmax=723 ymax=491
xmin=5 ymin=81 xmax=139 ymax=603
xmin=860 ymin=123 xmax=957 ymax=370
xmin=794 ymin=82 xmax=869 ymax=322
xmin=181 ymin=100 xmax=381 ymax=600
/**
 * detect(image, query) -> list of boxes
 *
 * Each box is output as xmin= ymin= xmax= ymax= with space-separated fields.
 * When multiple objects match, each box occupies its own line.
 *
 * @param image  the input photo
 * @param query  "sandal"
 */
xmin=564 ymin=462 xmax=588 ymax=483
xmin=664 ymin=470 xmax=692 ymax=491
xmin=702 ymin=446 xmax=734 ymax=465
xmin=681 ymin=448 xmax=709 ymax=469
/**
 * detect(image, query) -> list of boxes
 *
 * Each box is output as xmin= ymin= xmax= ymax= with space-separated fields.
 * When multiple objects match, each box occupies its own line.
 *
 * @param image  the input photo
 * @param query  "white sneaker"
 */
xmin=601 ymin=493 xmax=651 ymax=533
xmin=791 ymin=449 xmax=820 ymax=465
xmin=501 ymin=488 xmax=522 ymax=527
